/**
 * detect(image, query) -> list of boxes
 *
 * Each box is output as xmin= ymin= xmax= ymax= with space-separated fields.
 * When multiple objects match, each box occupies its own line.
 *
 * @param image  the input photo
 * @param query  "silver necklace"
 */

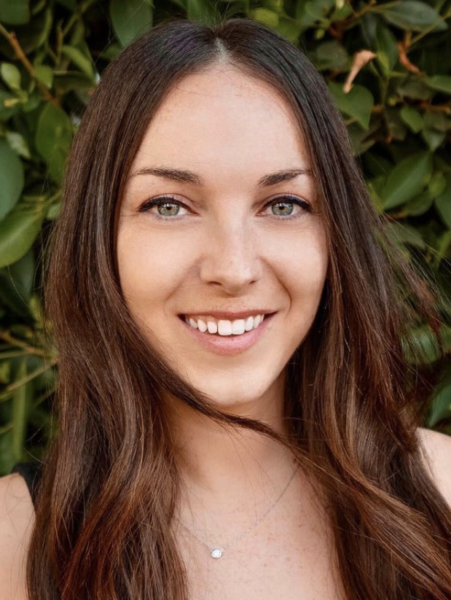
xmin=175 ymin=463 xmax=299 ymax=560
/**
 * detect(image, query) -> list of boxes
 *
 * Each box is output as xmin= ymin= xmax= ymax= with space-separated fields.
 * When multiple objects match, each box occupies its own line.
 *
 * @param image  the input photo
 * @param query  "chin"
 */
xmin=188 ymin=370 xmax=281 ymax=413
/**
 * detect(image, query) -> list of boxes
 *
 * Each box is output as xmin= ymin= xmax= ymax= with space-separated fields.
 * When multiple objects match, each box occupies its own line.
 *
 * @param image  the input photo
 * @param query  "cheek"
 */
xmin=277 ymin=227 xmax=328 ymax=304
xmin=116 ymin=226 xmax=186 ymax=314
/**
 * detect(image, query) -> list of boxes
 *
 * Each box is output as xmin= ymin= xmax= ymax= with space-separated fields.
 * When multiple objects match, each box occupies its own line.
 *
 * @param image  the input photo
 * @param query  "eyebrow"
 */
xmin=128 ymin=166 xmax=313 ymax=188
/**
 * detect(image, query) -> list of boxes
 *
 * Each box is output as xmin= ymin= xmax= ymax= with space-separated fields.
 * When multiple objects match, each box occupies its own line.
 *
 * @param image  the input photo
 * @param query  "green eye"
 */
xmin=139 ymin=196 xmax=187 ymax=218
xmin=267 ymin=196 xmax=311 ymax=218
xmin=139 ymin=195 xmax=311 ymax=221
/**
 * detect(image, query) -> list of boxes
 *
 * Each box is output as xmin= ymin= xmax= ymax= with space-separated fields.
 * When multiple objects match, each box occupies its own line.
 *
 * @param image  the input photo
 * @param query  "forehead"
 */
xmin=130 ymin=65 xmax=311 ymax=177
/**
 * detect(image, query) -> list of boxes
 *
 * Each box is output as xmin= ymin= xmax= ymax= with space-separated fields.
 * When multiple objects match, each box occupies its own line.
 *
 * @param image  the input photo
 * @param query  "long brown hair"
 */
xmin=29 ymin=16 xmax=451 ymax=599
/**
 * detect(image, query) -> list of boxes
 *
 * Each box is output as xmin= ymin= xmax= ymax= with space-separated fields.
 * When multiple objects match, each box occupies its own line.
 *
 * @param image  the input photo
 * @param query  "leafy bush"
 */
xmin=1 ymin=0 xmax=451 ymax=474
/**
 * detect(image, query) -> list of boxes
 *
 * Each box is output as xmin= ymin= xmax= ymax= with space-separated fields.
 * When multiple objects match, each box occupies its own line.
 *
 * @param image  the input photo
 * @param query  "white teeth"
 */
xmin=207 ymin=320 xmax=218 ymax=334
xmin=188 ymin=317 xmax=198 ymax=329
xmin=197 ymin=318 xmax=208 ymax=333
xmin=185 ymin=314 xmax=266 ymax=336
xmin=232 ymin=320 xmax=246 ymax=335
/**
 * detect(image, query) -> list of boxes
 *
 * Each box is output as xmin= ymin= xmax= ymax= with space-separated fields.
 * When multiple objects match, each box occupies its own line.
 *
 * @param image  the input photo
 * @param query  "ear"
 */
xmin=417 ymin=427 xmax=451 ymax=510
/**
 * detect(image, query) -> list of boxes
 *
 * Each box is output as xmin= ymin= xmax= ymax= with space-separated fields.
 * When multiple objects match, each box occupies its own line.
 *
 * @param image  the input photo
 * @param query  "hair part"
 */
xmin=27 ymin=16 xmax=451 ymax=599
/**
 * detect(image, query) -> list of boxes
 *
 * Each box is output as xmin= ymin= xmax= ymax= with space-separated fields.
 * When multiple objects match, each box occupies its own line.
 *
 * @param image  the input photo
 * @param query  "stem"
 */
xmin=0 ymin=331 xmax=48 ymax=357
xmin=343 ymin=0 xmax=402 ymax=28
xmin=0 ymin=423 xmax=13 ymax=435
xmin=33 ymin=384 xmax=57 ymax=408
xmin=418 ymin=102 xmax=451 ymax=114
xmin=1 ymin=360 xmax=57 ymax=395
xmin=0 ymin=351 xmax=30 ymax=359
xmin=409 ymin=9 xmax=451 ymax=48
xmin=62 ymin=0 xmax=99 ymax=39
xmin=349 ymin=0 xmax=378 ymax=20
xmin=0 ymin=21 xmax=59 ymax=105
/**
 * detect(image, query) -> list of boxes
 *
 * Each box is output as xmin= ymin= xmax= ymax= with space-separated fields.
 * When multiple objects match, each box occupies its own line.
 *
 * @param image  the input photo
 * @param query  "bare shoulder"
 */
xmin=0 ymin=473 xmax=35 ymax=600
xmin=417 ymin=427 xmax=451 ymax=508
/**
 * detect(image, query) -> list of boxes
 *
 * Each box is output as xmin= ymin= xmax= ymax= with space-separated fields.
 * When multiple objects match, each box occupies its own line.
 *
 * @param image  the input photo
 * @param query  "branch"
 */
xmin=0 ymin=21 xmax=59 ymax=105
xmin=0 ymin=331 xmax=48 ymax=357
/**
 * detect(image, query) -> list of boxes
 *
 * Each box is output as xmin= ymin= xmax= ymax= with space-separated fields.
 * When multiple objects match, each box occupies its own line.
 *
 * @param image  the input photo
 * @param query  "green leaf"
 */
xmin=0 ymin=91 xmax=20 ymax=121
xmin=375 ymin=22 xmax=398 ymax=76
xmin=423 ymin=75 xmax=451 ymax=95
xmin=12 ymin=359 xmax=29 ymax=462
xmin=6 ymin=248 xmax=35 ymax=302
xmin=385 ymin=107 xmax=407 ymax=141
xmin=380 ymin=1 xmax=448 ymax=32
xmin=21 ymin=91 xmax=40 ymax=113
xmin=186 ymin=0 xmax=220 ymax=23
xmin=0 ymin=139 xmax=24 ymax=220
xmin=34 ymin=64 xmax=53 ymax=88
xmin=421 ymin=128 xmax=446 ymax=151
xmin=54 ymin=71 xmax=95 ymax=93
xmin=404 ymin=169 xmax=446 ymax=216
xmin=423 ymin=111 xmax=448 ymax=132
xmin=402 ymin=325 xmax=442 ymax=365
xmin=421 ymin=112 xmax=449 ymax=150
xmin=347 ymin=121 xmax=376 ymax=156
xmin=6 ymin=131 xmax=31 ymax=159
xmin=35 ymin=103 xmax=72 ymax=183
xmin=428 ymin=375 xmax=451 ymax=427
xmin=0 ymin=206 xmax=45 ymax=268
xmin=0 ymin=249 xmax=34 ymax=319
xmin=382 ymin=152 xmax=432 ymax=210
xmin=109 ymin=0 xmax=153 ymax=48
xmin=0 ymin=8 xmax=52 ymax=59
xmin=0 ymin=272 xmax=32 ymax=319
xmin=330 ymin=3 xmax=353 ymax=22
xmin=400 ymin=106 xmax=423 ymax=133
xmin=305 ymin=0 xmax=333 ymax=22
xmin=276 ymin=17 xmax=304 ymax=45
xmin=428 ymin=171 xmax=447 ymax=198
xmin=46 ymin=202 xmax=61 ymax=220
xmin=1 ymin=63 xmax=21 ymax=91
xmin=312 ymin=40 xmax=349 ymax=71
xmin=251 ymin=7 xmax=279 ymax=27
xmin=384 ymin=221 xmax=425 ymax=249
xmin=398 ymin=78 xmax=432 ymax=100
xmin=61 ymin=45 xmax=94 ymax=78
xmin=405 ymin=191 xmax=434 ymax=216
xmin=0 ymin=361 xmax=11 ymax=384
xmin=364 ymin=152 xmax=392 ymax=178
xmin=0 ymin=0 xmax=30 ymax=25
xmin=435 ymin=173 xmax=451 ymax=229
xmin=328 ymin=82 xmax=374 ymax=129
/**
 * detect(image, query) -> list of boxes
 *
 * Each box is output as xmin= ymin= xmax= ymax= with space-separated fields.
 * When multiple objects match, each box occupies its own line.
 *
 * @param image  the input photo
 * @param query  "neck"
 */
xmin=165 ymin=381 xmax=297 ymax=510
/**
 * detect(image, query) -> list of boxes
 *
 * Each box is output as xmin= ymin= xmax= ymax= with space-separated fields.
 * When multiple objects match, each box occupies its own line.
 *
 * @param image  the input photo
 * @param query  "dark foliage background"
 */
xmin=0 ymin=0 xmax=451 ymax=475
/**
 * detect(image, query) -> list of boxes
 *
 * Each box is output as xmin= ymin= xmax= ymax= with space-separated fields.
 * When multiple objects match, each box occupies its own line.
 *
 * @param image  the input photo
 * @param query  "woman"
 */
xmin=1 ymin=16 xmax=451 ymax=600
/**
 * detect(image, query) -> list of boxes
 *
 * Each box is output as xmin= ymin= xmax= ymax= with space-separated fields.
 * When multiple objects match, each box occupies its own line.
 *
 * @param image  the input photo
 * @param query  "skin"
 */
xmin=118 ymin=65 xmax=327 ymax=408
xmin=117 ymin=64 xmax=336 ymax=597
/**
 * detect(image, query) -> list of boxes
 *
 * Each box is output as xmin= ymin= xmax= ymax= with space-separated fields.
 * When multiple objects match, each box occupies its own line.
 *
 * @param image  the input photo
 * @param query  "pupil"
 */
xmin=161 ymin=203 xmax=177 ymax=216
xmin=275 ymin=202 xmax=292 ymax=216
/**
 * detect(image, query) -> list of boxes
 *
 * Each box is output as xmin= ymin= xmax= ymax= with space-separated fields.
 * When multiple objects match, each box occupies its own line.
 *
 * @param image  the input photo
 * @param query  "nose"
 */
xmin=199 ymin=220 xmax=262 ymax=293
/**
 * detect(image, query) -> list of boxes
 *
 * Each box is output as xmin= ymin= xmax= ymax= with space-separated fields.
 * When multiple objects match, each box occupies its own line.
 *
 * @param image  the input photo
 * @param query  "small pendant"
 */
xmin=211 ymin=548 xmax=224 ymax=559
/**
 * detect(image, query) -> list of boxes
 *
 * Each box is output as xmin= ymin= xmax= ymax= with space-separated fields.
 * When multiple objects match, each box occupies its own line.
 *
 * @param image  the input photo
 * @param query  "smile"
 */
xmin=183 ymin=313 xmax=266 ymax=336
xmin=178 ymin=312 xmax=277 ymax=356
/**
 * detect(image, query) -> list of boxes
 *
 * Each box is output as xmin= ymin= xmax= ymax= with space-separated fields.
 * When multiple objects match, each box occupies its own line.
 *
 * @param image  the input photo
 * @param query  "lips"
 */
xmin=178 ymin=311 xmax=276 ymax=356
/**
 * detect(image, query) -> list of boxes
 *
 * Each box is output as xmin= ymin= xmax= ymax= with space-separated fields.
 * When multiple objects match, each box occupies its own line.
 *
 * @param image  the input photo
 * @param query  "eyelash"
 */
xmin=138 ymin=195 xmax=311 ymax=221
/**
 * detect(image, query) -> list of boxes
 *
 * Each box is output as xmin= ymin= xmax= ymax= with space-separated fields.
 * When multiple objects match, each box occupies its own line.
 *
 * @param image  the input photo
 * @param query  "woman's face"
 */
xmin=117 ymin=65 xmax=328 ymax=412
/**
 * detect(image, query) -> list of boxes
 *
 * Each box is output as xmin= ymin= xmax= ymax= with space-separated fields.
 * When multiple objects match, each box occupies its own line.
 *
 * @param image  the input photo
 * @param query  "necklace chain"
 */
xmin=175 ymin=463 xmax=299 ymax=559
